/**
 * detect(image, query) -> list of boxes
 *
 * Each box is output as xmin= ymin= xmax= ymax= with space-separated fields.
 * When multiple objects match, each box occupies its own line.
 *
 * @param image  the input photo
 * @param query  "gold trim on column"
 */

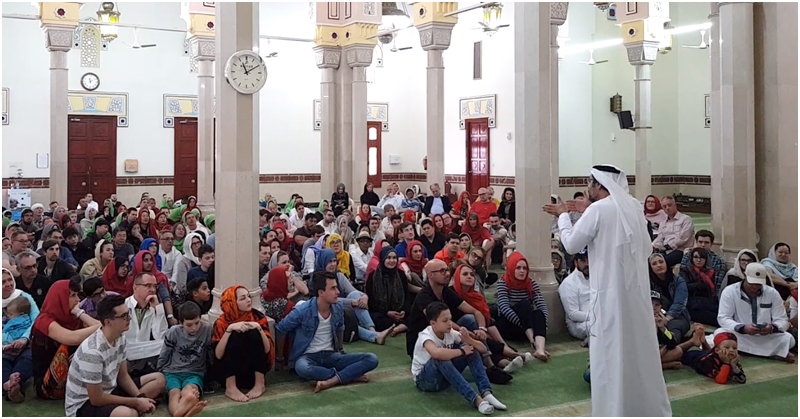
xmin=339 ymin=22 xmax=379 ymax=47
xmin=412 ymin=2 xmax=458 ymax=26
xmin=37 ymin=2 xmax=81 ymax=26
xmin=315 ymin=25 xmax=343 ymax=47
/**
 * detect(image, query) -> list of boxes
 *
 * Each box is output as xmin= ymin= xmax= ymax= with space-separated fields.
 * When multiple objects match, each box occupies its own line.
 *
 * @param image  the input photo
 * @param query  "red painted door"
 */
xmin=466 ymin=118 xmax=490 ymax=196
xmin=174 ymin=117 xmax=198 ymax=200
xmin=68 ymin=116 xmax=117 ymax=209
xmin=367 ymin=121 xmax=382 ymax=188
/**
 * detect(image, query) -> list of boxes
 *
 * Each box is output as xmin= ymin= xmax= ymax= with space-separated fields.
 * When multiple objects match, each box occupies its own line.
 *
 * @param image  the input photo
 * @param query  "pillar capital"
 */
xmin=624 ymin=40 xmax=660 ymax=66
xmin=41 ymin=24 xmax=74 ymax=52
xmin=181 ymin=2 xmax=216 ymax=38
xmin=416 ymin=21 xmax=455 ymax=51
xmin=36 ymin=2 xmax=81 ymax=26
xmin=314 ymin=45 xmax=342 ymax=69
xmin=344 ymin=44 xmax=374 ymax=68
xmin=550 ymin=2 xmax=569 ymax=26
xmin=189 ymin=35 xmax=215 ymax=61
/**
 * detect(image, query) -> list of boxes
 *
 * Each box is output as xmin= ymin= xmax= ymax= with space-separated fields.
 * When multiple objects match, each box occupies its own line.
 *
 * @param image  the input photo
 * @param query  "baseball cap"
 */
xmin=650 ymin=290 xmax=661 ymax=301
xmin=745 ymin=263 xmax=767 ymax=285
xmin=574 ymin=248 xmax=589 ymax=260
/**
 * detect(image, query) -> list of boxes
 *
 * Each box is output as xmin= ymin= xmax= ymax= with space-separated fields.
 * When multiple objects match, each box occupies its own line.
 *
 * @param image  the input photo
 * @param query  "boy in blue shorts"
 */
xmin=157 ymin=302 xmax=212 ymax=417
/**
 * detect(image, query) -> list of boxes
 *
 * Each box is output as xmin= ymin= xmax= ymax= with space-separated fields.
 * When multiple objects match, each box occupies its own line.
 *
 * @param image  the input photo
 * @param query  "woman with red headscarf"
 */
xmin=643 ymin=195 xmax=667 ymax=234
xmin=212 ymin=286 xmax=273 ymax=402
xmin=153 ymin=211 xmax=171 ymax=232
xmin=272 ymin=222 xmax=293 ymax=251
xmin=102 ymin=256 xmax=134 ymax=298
xmin=30 ymin=279 xmax=101 ymax=400
xmin=399 ymin=240 xmax=427 ymax=292
xmin=261 ymin=265 xmax=295 ymax=370
xmin=450 ymin=191 xmax=472 ymax=222
xmin=181 ymin=196 xmax=203 ymax=219
xmin=496 ymin=252 xmax=550 ymax=362
xmin=138 ymin=209 xmax=159 ymax=240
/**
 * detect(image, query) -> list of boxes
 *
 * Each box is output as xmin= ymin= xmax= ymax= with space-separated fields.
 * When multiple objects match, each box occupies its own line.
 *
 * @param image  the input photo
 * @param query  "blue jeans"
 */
xmin=294 ymin=351 xmax=379 ymax=384
xmin=457 ymin=314 xmax=478 ymax=331
xmin=346 ymin=291 xmax=378 ymax=342
xmin=2 ymin=349 xmax=33 ymax=398
xmin=415 ymin=348 xmax=492 ymax=406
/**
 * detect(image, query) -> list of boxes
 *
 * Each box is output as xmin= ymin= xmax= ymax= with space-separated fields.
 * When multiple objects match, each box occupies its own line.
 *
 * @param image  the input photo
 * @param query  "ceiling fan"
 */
xmin=681 ymin=30 xmax=708 ymax=49
xmin=123 ymin=28 xmax=156 ymax=49
xmin=443 ymin=2 xmax=510 ymax=35
xmin=578 ymin=49 xmax=608 ymax=66
xmin=475 ymin=21 xmax=510 ymax=35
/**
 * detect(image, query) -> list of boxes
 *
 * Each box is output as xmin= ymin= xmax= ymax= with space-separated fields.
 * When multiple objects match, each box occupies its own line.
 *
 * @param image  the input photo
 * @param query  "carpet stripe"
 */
xmin=509 ymin=362 xmax=798 ymax=417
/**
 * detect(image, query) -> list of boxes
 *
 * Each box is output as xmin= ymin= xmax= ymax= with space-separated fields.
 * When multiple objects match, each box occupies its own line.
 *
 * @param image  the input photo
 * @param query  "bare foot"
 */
xmin=5 ymin=373 xmax=23 ymax=403
xmin=580 ymin=338 xmax=589 ymax=348
xmin=352 ymin=375 xmax=370 ymax=384
xmin=245 ymin=384 xmax=265 ymax=400
xmin=314 ymin=377 xmax=339 ymax=393
xmin=184 ymin=400 xmax=208 ymax=417
xmin=376 ymin=325 xmax=395 ymax=345
xmin=225 ymin=387 xmax=250 ymax=403
xmin=533 ymin=350 xmax=550 ymax=362
xmin=772 ymin=353 xmax=796 ymax=363
xmin=174 ymin=391 xmax=199 ymax=417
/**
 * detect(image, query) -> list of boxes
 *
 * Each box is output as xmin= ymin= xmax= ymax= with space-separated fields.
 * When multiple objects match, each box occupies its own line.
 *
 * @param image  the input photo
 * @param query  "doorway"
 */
xmin=173 ymin=117 xmax=198 ymax=200
xmin=367 ymin=121 xmax=382 ymax=188
xmin=68 ymin=115 xmax=117 ymax=209
xmin=465 ymin=118 xmax=490 ymax=196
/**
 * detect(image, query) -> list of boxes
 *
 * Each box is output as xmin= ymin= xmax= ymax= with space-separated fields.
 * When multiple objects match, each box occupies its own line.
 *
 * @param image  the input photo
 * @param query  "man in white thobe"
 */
xmin=710 ymin=262 xmax=796 ymax=361
xmin=558 ymin=249 xmax=592 ymax=343
xmin=544 ymin=164 xmax=671 ymax=417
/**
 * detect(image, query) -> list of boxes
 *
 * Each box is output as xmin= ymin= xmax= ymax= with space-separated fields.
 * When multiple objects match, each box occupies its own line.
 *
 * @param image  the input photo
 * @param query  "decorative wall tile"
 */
xmin=459 ymin=94 xmax=496 ymax=129
xmin=67 ymin=91 xmax=128 ymax=117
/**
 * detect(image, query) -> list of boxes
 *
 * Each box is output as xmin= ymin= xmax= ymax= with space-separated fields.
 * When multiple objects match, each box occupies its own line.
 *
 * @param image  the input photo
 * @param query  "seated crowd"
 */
xmin=1 ymin=186 xmax=797 ymax=417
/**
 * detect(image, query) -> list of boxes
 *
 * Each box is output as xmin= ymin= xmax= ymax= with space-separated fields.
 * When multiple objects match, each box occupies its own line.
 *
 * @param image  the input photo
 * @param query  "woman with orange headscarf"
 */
xmin=496 ymin=252 xmax=550 ymax=362
xmin=212 ymin=285 xmax=273 ymax=402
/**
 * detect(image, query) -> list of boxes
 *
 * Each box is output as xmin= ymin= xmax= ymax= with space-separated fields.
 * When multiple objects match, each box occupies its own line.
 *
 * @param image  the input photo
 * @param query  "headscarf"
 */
xmin=129 ymin=250 xmax=170 ymax=291
xmin=154 ymin=212 xmax=171 ymax=232
xmin=453 ymin=264 xmax=491 ymax=322
xmin=268 ymin=251 xmax=284 ymax=270
xmin=360 ymin=183 xmax=380 ymax=207
xmin=183 ymin=231 xmax=205 ymax=265
xmin=2 ymin=267 xmax=22 ymax=308
xmin=262 ymin=265 xmax=292 ymax=302
xmin=139 ymin=210 xmax=157 ymax=235
xmin=461 ymin=213 xmax=489 ymax=246
xmin=371 ymin=247 xmax=405 ymax=313
xmin=172 ymin=223 xmax=187 ymax=253
xmin=643 ymin=194 xmax=663 ymax=215
xmin=403 ymin=210 xmax=417 ymax=224
xmin=33 ymin=280 xmax=82 ymax=335
xmin=92 ymin=239 xmax=113 ymax=271
xmin=58 ymin=213 xmax=71 ymax=230
xmin=357 ymin=204 xmax=372 ymax=223
xmin=502 ymin=252 xmax=535 ymax=298
xmin=102 ymin=256 xmax=134 ymax=297
xmin=326 ymin=234 xmax=351 ymax=277
xmin=283 ymin=196 xmax=296 ymax=215
xmin=399 ymin=240 xmax=427 ymax=277
xmin=459 ymin=232 xmax=474 ymax=253
xmin=761 ymin=243 xmax=798 ymax=281
xmin=452 ymin=191 xmax=471 ymax=216
xmin=335 ymin=215 xmax=354 ymax=245
xmin=169 ymin=205 xmax=187 ymax=223
xmin=731 ymin=249 xmax=759 ymax=280
xmin=441 ymin=214 xmax=456 ymax=235
xmin=366 ymin=239 xmax=386 ymax=278
xmin=314 ymin=248 xmax=338 ymax=273
xmin=212 ymin=286 xmax=273 ymax=347
xmin=204 ymin=214 xmax=216 ymax=234
xmin=140 ymin=238 xmax=162 ymax=271
xmin=272 ymin=222 xmax=292 ymax=251
xmin=181 ymin=196 xmax=201 ymax=217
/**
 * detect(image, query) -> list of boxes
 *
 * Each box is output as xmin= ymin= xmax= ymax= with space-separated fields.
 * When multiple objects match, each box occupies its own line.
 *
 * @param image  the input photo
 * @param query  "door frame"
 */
xmin=67 ymin=115 xmax=118 ymax=209
xmin=367 ymin=121 xmax=382 ymax=188
xmin=173 ymin=117 xmax=199 ymax=201
xmin=465 ymin=117 xmax=490 ymax=196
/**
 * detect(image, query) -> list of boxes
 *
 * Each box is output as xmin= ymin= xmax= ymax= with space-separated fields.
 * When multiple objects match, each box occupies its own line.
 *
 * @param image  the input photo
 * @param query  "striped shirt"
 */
xmin=65 ymin=328 xmax=127 ymax=417
xmin=496 ymin=279 xmax=549 ymax=327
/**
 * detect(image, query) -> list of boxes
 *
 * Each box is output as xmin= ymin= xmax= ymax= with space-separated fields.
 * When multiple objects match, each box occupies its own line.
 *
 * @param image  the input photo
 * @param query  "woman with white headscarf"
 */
xmin=171 ymin=231 xmax=205 ymax=296
xmin=543 ymin=164 xmax=671 ymax=417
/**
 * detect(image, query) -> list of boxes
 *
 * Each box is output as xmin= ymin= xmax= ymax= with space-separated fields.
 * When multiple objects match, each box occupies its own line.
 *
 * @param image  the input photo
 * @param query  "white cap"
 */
xmin=745 ymin=263 xmax=768 ymax=285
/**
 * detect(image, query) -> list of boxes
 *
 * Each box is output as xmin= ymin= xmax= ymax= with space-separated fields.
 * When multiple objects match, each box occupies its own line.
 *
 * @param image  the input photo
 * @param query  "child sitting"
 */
xmin=411 ymin=301 xmax=507 ymax=415
xmin=157 ymin=302 xmax=213 ymax=417
xmin=681 ymin=331 xmax=747 ymax=384
xmin=653 ymin=290 xmax=684 ymax=370
xmin=2 ymin=297 xmax=32 ymax=346
xmin=180 ymin=277 xmax=212 ymax=321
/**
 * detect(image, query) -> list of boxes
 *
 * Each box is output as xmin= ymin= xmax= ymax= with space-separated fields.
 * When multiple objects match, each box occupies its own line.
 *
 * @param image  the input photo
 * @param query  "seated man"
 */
xmin=470 ymin=188 xmax=498 ymax=226
xmin=276 ymin=272 xmax=379 ymax=393
xmin=486 ymin=214 xmax=507 ymax=265
xmin=378 ymin=205 xmax=398 ymax=238
xmin=37 ymin=240 xmax=77 ymax=283
xmin=396 ymin=222 xmax=428 ymax=259
xmin=317 ymin=209 xmax=337 ymax=235
xmin=709 ymin=263 xmax=795 ymax=362
xmin=349 ymin=232 xmax=374 ymax=284
xmin=419 ymin=219 xmax=446 ymax=257
xmin=652 ymin=196 xmax=695 ymax=267
xmin=65 ymin=295 xmax=163 ymax=418
xmin=434 ymin=234 xmax=467 ymax=268
xmin=558 ymin=249 xmax=591 ymax=343
xmin=680 ymin=230 xmax=727 ymax=298
xmin=123 ymin=273 xmax=170 ymax=397
xmin=422 ymin=183 xmax=453 ymax=217
xmin=35 ymin=226 xmax=78 ymax=269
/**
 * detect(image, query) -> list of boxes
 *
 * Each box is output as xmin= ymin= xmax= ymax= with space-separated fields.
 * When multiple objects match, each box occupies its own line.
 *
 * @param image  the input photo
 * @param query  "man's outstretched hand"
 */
xmin=542 ymin=197 xmax=568 ymax=217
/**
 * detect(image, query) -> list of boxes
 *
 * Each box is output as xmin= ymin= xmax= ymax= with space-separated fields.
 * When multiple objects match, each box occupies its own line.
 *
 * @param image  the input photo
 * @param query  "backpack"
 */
xmin=342 ymin=304 xmax=360 ymax=343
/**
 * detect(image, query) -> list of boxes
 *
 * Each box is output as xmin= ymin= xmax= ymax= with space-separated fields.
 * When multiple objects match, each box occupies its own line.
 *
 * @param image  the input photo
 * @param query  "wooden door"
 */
xmin=466 ymin=118 xmax=490 ymax=196
xmin=367 ymin=121 xmax=382 ymax=188
xmin=174 ymin=117 xmax=198 ymax=200
xmin=68 ymin=116 xmax=117 ymax=209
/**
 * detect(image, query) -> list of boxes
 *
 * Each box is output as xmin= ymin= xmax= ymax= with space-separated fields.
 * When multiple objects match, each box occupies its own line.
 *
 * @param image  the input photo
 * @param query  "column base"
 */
xmin=196 ymin=202 xmax=216 ymax=217
xmin=529 ymin=267 xmax=565 ymax=335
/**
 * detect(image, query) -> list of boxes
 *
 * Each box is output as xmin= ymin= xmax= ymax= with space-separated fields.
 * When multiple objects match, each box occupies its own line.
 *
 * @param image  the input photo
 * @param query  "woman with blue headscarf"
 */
xmin=140 ymin=238 xmax=163 ymax=271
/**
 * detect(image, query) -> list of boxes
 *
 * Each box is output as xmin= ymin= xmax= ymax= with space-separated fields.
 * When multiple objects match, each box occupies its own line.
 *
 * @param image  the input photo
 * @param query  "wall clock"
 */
xmin=224 ymin=50 xmax=267 ymax=95
xmin=80 ymin=72 xmax=100 ymax=91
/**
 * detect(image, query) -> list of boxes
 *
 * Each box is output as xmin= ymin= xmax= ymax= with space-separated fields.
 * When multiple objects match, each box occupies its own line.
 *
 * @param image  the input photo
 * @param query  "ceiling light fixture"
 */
xmin=96 ymin=2 xmax=120 ymax=42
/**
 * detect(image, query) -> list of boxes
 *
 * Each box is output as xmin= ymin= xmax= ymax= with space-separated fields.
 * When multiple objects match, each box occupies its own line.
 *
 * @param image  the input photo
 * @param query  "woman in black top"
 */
xmin=360 ymin=182 xmax=380 ymax=207
xmin=497 ymin=187 xmax=516 ymax=225
xmin=331 ymin=183 xmax=350 ymax=217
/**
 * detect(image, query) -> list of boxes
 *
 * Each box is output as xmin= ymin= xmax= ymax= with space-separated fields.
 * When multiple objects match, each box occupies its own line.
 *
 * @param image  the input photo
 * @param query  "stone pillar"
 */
xmin=412 ymin=3 xmax=457 ymax=189
xmin=314 ymin=46 xmax=341 ymax=199
xmin=550 ymin=3 xmax=568 ymax=193
xmin=210 ymin=2 xmax=261 ymax=317
xmin=346 ymin=45 xmax=374 ymax=198
xmin=623 ymin=44 xmax=657 ymax=200
xmin=336 ymin=61 xmax=353 ymax=197
xmin=718 ymin=1 xmax=757 ymax=263
xmin=514 ymin=2 xmax=562 ymax=334
xmin=708 ymin=3 xmax=723 ymax=244
xmin=191 ymin=35 xmax=215 ymax=213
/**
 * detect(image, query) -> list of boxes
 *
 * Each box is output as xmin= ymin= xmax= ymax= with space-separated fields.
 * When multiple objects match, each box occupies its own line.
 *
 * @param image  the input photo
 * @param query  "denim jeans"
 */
xmin=457 ymin=314 xmax=478 ymax=331
xmin=415 ymin=347 xmax=492 ymax=406
xmin=294 ymin=351 xmax=379 ymax=384
xmin=2 ymin=349 xmax=33 ymax=398
xmin=346 ymin=291 xmax=378 ymax=342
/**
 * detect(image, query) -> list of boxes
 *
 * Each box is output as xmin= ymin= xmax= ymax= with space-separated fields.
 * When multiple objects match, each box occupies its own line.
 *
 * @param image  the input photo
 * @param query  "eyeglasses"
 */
xmin=113 ymin=312 xmax=131 ymax=321
xmin=135 ymin=283 xmax=158 ymax=289
xmin=430 ymin=268 xmax=449 ymax=275
xmin=14 ymin=239 xmax=30 ymax=244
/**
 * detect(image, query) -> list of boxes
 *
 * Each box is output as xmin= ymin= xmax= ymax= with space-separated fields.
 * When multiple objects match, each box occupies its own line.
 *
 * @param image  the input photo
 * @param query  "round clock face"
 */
xmin=225 ymin=51 xmax=267 ymax=95
xmin=81 ymin=73 xmax=99 ymax=91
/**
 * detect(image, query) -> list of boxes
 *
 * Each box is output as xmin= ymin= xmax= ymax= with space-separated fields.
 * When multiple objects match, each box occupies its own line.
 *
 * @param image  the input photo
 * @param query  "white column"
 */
xmin=514 ymin=2 xmax=562 ymax=333
xmin=346 ymin=45 xmax=373 ymax=199
xmin=43 ymin=25 xmax=73 ymax=206
xmin=336 ymin=63 xmax=353 ymax=196
xmin=191 ymin=35 xmax=215 ymax=213
xmin=719 ymin=1 xmax=757 ymax=263
xmin=211 ymin=2 xmax=261 ymax=316
xmin=708 ymin=3 xmax=722 ymax=244
xmin=315 ymin=47 xmax=341 ymax=199
xmin=624 ymin=41 xmax=658 ymax=200
xmin=550 ymin=3 xmax=568 ymax=193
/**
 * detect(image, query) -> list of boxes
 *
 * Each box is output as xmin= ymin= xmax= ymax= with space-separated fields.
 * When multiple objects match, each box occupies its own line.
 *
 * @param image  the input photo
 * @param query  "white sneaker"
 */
xmin=484 ymin=394 xmax=507 ymax=410
xmin=523 ymin=352 xmax=534 ymax=363
xmin=503 ymin=356 xmax=524 ymax=373
xmin=478 ymin=401 xmax=495 ymax=415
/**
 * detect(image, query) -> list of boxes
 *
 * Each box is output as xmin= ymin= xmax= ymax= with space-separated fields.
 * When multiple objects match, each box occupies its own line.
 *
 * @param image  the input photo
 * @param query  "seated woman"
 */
xmin=30 ymin=278 xmax=101 ymax=400
xmin=643 ymin=195 xmax=668 ymax=237
xmin=140 ymin=238 xmax=162 ymax=271
xmin=723 ymin=249 xmax=759 ymax=290
xmin=551 ymin=250 xmax=567 ymax=285
xmin=497 ymin=188 xmax=516 ymax=226
xmin=78 ymin=240 xmax=114 ymax=282
xmin=2 ymin=267 xmax=40 ymax=403
xmin=172 ymin=222 xmax=188 ymax=253
xmin=452 ymin=265 xmax=532 ymax=373
xmin=401 ymin=187 xmax=423 ymax=213
xmin=126 ymin=221 xmax=144 ymax=251
xmin=441 ymin=213 xmax=461 ymax=235
xmin=78 ymin=276 xmax=118 ymax=318
xmin=365 ymin=239 xmax=391 ymax=279
xmin=454 ymin=248 xmax=498 ymax=296
xmin=172 ymin=232 xmax=205 ymax=297
xmin=327 ymin=234 xmax=356 ymax=283
xmin=154 ymin=211 xmax=171 ymax=233
xmin=649 ymin=253 xmax=692 ymax=339
xmin=458 ymin=232 xmax=473 ymax=255
xmin=262 ymin=265 xmax=298 ymax=370
xmin=101 ymin=256 xmax=134 ymax=298
xmin=495 ymin=252 xmax=550 ymax=362
xmin=761 ymin=242 xmax=798 ymax=301
xmin=399 ymin=240 xmax=428 ymax=292
xmin=316 ymin=249 xmax=391 ymax=344
xmin=461 ymin=213 xmax=495 ymax=267
xmin=365 ymin=248 xmax=411 ymax=336
xmin=680 ymin=248 xmax=719 ymax=327
xmin=356 ymin=203 xmax=373 ymax=225
xmin=451 ymin=191 xmax=472 ymax=222
xmin=212 ymin=286 xmax=273 ymax=402
xmin=335 ymin=216 xmax=355 ymax=247
xmin=272 ymin=223 xmax=293 ymax=252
